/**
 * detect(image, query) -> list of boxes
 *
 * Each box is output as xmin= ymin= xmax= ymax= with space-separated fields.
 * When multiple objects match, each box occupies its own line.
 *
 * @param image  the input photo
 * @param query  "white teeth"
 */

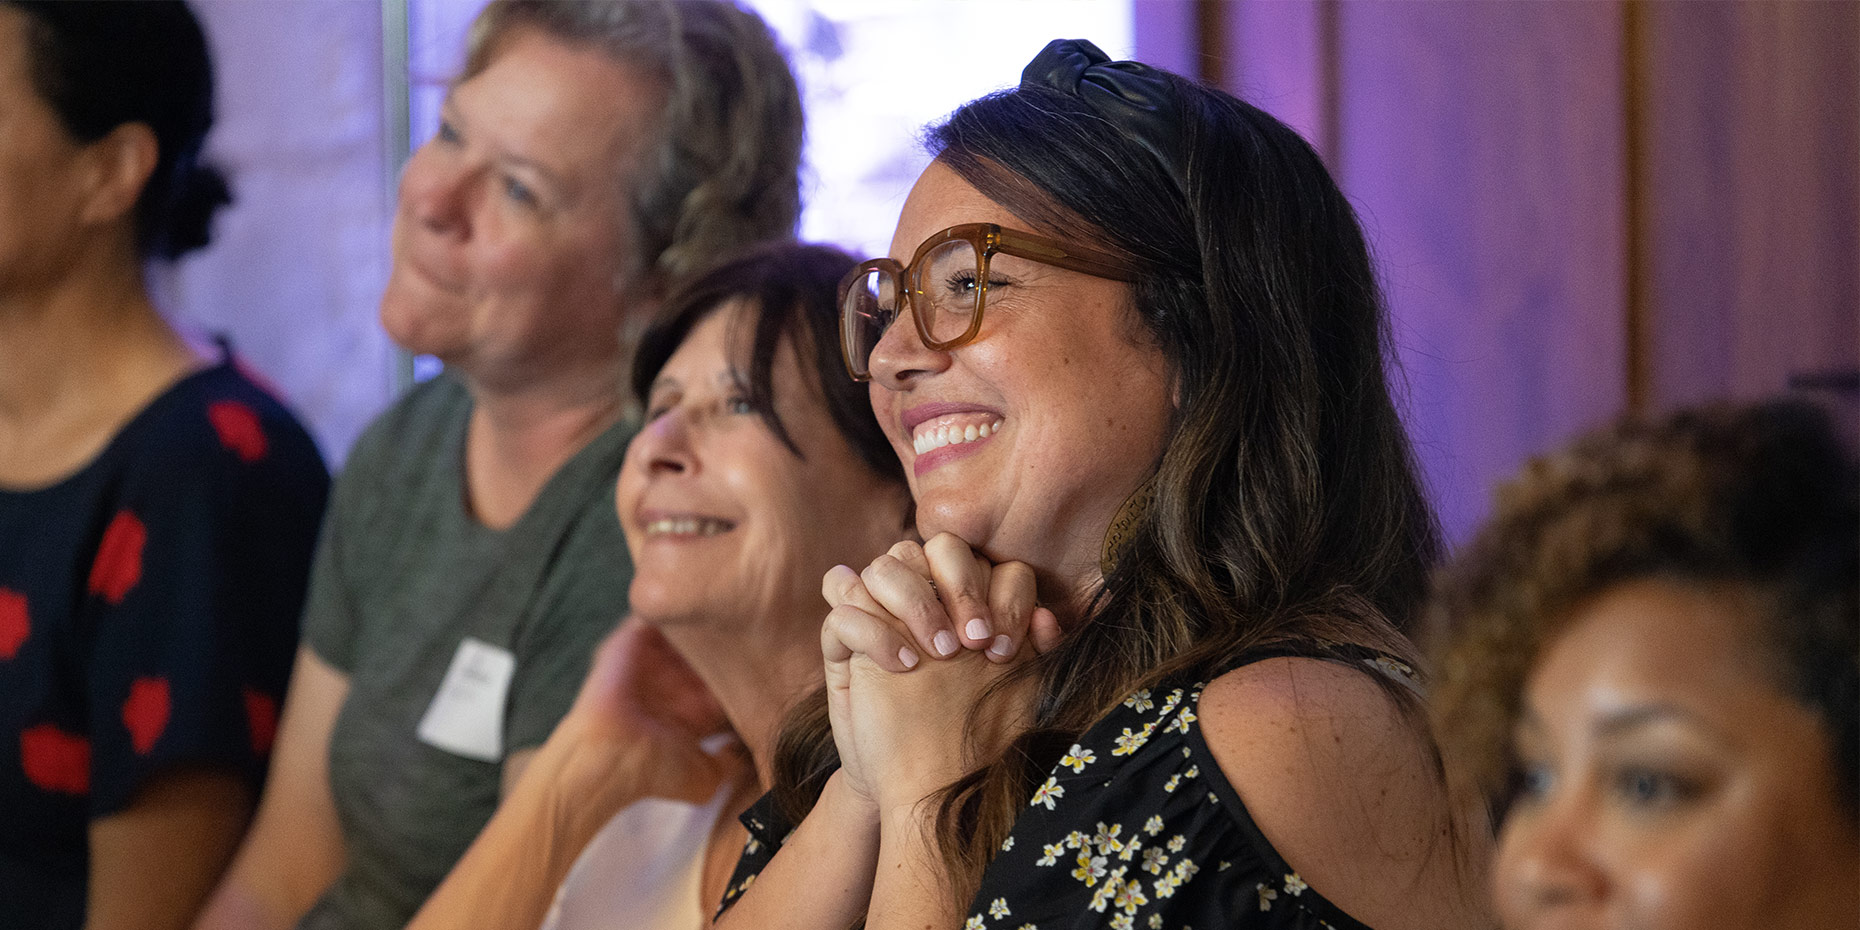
xmin=912 ymin=418 xmax=1004 ymax=456
xmin=643 ymin=517 xmax=733 ymax=537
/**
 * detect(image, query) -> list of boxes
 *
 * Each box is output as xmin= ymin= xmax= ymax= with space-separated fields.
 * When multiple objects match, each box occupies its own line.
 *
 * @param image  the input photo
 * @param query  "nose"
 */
xmin=1496 ymin=790 xmax=1610 ymax=922
xmin=400 ymin=142 xmax=472 ymax=239
xmin=867 ymin=303 xmax=951 ymax=390
xmin=631 ymin=407 xmax=698 ymax=478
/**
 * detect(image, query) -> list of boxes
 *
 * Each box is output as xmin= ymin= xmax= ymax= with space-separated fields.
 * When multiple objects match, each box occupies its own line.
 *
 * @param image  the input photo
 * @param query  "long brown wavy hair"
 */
xmin=772 ymin=68 xmax=1447 ymax=907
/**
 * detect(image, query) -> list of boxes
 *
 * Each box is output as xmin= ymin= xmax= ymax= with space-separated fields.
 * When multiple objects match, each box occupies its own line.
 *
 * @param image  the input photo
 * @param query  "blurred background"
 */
xmin=158 ymin=0 xmax=1856 ymax=544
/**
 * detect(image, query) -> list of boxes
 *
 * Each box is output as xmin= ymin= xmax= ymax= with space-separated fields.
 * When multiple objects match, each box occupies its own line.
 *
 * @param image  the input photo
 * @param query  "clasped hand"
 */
xmin=819 ymin=533 xmax=1062 ymax=820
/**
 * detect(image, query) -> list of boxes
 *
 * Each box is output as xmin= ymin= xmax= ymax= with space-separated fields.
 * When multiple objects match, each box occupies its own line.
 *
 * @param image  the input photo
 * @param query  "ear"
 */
xmin=77 ymin=122 xmax=159 ymax=227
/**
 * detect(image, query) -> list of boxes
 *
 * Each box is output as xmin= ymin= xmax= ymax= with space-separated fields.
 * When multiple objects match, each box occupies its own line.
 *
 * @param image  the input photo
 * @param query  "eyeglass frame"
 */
xmin=837 ymin=222 xmax=1140 ymax=381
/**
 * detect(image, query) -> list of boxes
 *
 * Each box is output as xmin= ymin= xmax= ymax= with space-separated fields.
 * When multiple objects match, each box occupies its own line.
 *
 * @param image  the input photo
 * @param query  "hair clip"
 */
xmin=1020 ymin=39 xmax=1189 ymax=194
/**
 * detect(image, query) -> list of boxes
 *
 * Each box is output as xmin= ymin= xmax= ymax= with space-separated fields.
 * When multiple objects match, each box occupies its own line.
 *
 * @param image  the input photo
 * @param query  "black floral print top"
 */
xmin=718 ymin=650 xmax=1419 ymax=930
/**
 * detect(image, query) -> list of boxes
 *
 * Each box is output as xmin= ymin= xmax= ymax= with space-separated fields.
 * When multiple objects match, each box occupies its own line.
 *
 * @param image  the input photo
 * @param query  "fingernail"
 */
xmin=988 ymin=634 xmax=1015 ymax=658
xmin=933 ymin=631 xmax=959 ymax=657
xmin=898 ymin=646 xmax=920 ymax=669
xmin=965 ymin=617 xmax=991 ymax=641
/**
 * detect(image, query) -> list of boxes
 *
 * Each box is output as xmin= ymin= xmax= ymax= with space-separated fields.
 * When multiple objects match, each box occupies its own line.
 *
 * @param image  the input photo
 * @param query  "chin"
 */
xmin=912 ymin=497 xmax=999 ymax=552
xmin=626 ymin=577 xmax=709 ymax=628
xmin=378 ymin=294 xmax=430 ymax=352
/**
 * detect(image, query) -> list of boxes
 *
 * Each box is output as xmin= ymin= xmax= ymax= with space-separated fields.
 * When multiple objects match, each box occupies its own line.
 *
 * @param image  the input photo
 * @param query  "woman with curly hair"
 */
xmin=1432 ymin=400 xmax=1858 ymax=930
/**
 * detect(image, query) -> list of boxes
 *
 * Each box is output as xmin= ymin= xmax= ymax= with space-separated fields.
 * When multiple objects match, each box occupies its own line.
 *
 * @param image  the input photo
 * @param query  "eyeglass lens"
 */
xmin=841 ymin=238 xmax=984 ymax=377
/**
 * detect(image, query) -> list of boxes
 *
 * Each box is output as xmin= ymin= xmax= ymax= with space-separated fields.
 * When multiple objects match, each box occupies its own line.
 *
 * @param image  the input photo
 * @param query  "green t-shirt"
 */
xmin=299 ymin=375 xmax=633 ymax=930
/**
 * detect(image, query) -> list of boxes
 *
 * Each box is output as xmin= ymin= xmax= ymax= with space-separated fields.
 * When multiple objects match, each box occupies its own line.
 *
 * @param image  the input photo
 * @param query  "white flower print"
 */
xmin=989 ymin=898 xmax=1011 ymax=919
xmin=1152 ymin=857 xmax=1198 ymax=899
xmin=1123 ymin=689 xmax=1154 ymax=712
xmin=1111 ymin=724 xmax=1154 ymax=756
xmin=1183 ymin=764 xmax=1200 ymax=779
xmin=1059 ymin=744 xmax=1097 ymax=773
xmin=744 ymin=838 xmax=761 ymax=855
xmin=1088 ymin=871 xmax=1118 ymax=912
xmin=1162 ymin=773 xmax=1181 ymax=793
xmin=1371 ymin=655 xmax=1415 ymax=681
xmin=1091 ymin=822 xmax=1126 ymax=858
xmin=1110 ymin=915 xmax=1133 ymax=930
xmin=1158 ymin=688 xmax=1185 ymax=717
xmin=1030 ymin=776 xmax=1065 ymax=810
xmin=1143 ymin=815 xmax=1164 ymax=836
xmin=1113 ymin=874 xmax=1149 ymax=914
xmin=1037 ymin=842 xmax=1064 ymax=867
xmin=1284 ymin=872 xmax=1308 ymax=895
xmin=1064 ymin=830 xmax=1087 ymax=849
xmin=1257 ymin=883 xmax=1278 ymax=911
xmin=1166 ymin=834 xmax=1186 ymax=853
xmin=1000 ymin=836 xmax=1015 ymax=852
xmin=1142 ymin=845 xmax=1169 ymax=875
xmin=1148 ymin=915 xmax=1163 ymax=929
xmin=1163 ymin=707 xmax=1198 ymax=735
xmin=964 ymin=916 xmax=985 ymax=930
xmin=1072 ymin=849 xmax=1109 ymax=887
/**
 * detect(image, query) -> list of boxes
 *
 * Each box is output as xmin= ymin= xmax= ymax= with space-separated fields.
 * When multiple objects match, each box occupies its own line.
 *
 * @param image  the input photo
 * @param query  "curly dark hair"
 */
xmin=1430 ymin=400 xmax=1859 ymax=820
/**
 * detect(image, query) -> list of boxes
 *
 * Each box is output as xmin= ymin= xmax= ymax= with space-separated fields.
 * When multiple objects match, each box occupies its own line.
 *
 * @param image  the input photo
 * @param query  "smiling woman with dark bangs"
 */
xmin=399 ymin=241 xmax=918 ymax=930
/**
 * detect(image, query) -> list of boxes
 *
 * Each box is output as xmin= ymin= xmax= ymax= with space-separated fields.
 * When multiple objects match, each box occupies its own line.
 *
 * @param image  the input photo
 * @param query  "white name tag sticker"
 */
xmin=416 ymin=637 xmax=514 ymax=762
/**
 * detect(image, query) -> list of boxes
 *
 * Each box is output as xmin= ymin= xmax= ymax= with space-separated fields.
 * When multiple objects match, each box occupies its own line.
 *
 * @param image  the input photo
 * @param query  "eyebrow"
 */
xmin=1593 ymin=704 xmax=1712 ymax=738
xmin=438 ymin=99 xmax=568 ymax=191
xmin=646 ymin=369 xmax=749 ymax=398
xmin=1516 ymin=702 xmax=1735 ymax=746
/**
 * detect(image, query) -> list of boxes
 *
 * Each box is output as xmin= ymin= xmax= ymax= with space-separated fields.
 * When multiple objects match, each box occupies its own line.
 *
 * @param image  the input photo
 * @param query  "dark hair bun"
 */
xmin=153 ymin=161 xmax=234 ymax=260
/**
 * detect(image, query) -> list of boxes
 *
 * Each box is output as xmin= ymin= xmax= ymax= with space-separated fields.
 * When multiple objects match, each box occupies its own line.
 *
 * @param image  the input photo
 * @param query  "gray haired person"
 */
xmin=193 ymin=4 xmax=803 ymax=929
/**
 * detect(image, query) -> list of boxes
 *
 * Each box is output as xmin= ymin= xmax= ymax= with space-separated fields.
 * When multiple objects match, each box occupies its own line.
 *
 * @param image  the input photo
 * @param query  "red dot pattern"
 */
xmin=0 ymin=588 xmax=27 ymax=660
xmin=243 ymin=687 xmax=279 ymax=755
xmin=207 ymin=400 xmax=269 ymax=463
xmin=87 ymin=510 xmax=146 ymax=606
xmin=122 ymin=678 xmax=172 ymax=755
xmin=19 ymin=724 xmax=90 ymax=795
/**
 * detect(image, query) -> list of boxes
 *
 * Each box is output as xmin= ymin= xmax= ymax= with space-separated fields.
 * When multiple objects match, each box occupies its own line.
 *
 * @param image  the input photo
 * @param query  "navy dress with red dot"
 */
xmin=0 ymin=349 xmax=328 ymax=929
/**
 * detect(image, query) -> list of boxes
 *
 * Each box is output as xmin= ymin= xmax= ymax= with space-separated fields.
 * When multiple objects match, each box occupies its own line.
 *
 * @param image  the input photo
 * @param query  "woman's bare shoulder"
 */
xmin=1198 ymin=656 xmax=1492 ymax=930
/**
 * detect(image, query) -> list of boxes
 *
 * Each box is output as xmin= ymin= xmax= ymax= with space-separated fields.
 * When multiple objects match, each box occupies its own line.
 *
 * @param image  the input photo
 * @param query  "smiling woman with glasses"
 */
xmin=712 ymin=38 xmax=1493 ymax=930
